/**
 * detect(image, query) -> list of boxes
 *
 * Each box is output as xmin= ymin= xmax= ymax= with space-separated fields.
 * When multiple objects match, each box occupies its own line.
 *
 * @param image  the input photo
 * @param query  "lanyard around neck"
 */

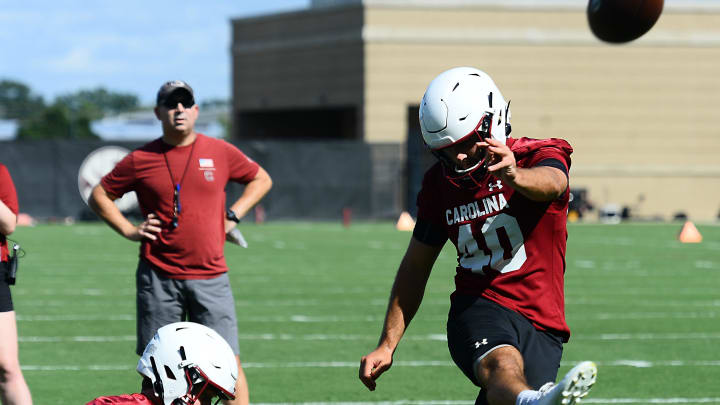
xmin=162 ymin=140 xmax=196 ymax=229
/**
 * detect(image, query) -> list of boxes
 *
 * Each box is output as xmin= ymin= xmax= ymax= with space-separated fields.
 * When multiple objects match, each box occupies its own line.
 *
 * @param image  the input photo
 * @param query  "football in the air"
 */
xmin=587 ymin=0 xmax=664 ymax=43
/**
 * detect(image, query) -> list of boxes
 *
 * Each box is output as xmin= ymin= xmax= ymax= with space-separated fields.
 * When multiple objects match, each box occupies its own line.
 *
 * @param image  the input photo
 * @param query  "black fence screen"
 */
xmin=0 ymin=139 xmax=405 ymax=222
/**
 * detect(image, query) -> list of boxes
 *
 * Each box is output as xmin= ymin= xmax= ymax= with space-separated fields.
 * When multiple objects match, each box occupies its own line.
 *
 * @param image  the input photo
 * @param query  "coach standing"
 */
xmin=89 ymin=80 xmax=272 ymax=405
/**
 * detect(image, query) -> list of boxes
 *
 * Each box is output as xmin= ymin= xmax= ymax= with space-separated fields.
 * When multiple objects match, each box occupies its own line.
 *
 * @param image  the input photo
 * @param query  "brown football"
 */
xmin=587 ymin=0 xmax=664 ymax=43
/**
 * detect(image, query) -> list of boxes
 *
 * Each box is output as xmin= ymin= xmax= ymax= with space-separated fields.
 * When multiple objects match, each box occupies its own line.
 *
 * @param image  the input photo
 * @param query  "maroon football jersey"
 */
xmin=417 ymin=137 xmax=573 ymax=338
xmin=86 ymin=393 xmax=156 ymax=405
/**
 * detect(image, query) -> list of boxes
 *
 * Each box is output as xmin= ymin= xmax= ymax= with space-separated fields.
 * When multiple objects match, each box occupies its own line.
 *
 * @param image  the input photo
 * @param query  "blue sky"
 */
xmin=0 ymin=1 xmax=309 ymax=106
xmin=2 ymin=0 xmax=716 ymax=107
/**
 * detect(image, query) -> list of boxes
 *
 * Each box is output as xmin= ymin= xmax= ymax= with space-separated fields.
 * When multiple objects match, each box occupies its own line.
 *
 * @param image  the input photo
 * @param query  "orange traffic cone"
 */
xmin=396 ymin=211 xmax=415 ymax=231
xmin=678 ymin=221 xmax=702 ymax=243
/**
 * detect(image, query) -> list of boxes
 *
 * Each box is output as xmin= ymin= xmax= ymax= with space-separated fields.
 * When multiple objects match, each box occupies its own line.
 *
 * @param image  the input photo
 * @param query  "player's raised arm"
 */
xmin=359 ymin=236 xmax=443 ymax=391
xmin=484 ymin=137 xmax=568 ymax=202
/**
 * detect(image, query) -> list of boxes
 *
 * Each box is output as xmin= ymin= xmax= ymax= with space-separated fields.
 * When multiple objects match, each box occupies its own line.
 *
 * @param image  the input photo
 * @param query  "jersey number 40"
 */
xmin=457 ymin=213 xmax=527 ymax=274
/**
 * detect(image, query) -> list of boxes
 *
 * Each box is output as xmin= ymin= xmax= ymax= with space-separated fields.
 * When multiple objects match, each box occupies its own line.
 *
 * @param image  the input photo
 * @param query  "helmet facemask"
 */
xmin=429 ymin=113 xmax=494 ymax=189
xmin=177 ymin=363 xmax=233 ymax=405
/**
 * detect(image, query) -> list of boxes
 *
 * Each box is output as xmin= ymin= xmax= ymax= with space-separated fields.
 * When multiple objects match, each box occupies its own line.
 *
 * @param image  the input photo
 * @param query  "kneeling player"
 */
xmin=87 ymin=322 xmax=237 ymax=405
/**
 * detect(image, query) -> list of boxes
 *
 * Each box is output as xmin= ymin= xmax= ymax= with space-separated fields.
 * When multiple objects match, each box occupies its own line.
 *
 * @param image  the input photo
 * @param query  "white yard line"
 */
xmin=583 ymin=400 xmax=720 ymax=404
xmin=573 ymin=332 xmax=720 ymax=340
xmin=19 ymin=335 xmax=135 ymax=342
xmin=249 ymin=400 xmax=720 ymax=405
xmin=16 ymin=314 xmax=135 ymax=321
xmin=252 ymin=402 xmax=474 ymax=405
xmin=250 ymin=400 xmax=720 ymax=405
xmin=15 ymin=311 xmax=720 ymax=322
xmin=18 ymin=332 xmax=720 ymax=342
xmin=20 ymin=360 xmax=720 ymax=370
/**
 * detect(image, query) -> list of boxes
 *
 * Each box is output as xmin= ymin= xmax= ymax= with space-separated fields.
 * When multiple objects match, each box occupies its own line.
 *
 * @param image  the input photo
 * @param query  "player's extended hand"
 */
xmin=130 ymin=213 xmax=163 ymax=241
xmin=485 ymin=137 xmax=517 ymax=182
xmin=359 ymin=347 xmax=393 ymax=391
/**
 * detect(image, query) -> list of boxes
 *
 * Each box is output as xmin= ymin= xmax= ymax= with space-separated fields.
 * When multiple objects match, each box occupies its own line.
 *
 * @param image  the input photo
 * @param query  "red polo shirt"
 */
xmin=101 ymin=134 xmax=259 ymax=279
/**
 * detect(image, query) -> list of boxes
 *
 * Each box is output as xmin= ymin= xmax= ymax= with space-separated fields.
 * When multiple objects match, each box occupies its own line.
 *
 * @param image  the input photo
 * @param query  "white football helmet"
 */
xmin=419 ymin=67 xmax=511 ymax=188
xmin=137 ymin=322 xmax=238 ymax=405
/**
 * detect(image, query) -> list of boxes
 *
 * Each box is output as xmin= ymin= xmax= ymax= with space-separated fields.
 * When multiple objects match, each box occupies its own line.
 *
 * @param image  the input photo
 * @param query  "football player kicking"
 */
xmin=87 ymin=322 xmax=237 ymax=405
xmin=359 ymin=67 xmax=597 ymax=405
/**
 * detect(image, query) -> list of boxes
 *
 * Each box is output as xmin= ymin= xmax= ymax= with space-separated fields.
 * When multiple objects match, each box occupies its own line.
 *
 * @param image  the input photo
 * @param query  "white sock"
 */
xmin=515 ymin=389 xmax=541 ymax=405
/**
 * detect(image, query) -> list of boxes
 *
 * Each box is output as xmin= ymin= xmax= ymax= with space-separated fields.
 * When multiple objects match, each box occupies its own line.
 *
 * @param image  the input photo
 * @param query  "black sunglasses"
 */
xmin=161 ymin=92 xmax=195 ymax=109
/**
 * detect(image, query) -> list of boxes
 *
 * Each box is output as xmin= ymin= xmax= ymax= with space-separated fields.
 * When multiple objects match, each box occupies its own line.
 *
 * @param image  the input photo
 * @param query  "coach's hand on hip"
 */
xmin=130 ymin=213 xmax=162 ymax=241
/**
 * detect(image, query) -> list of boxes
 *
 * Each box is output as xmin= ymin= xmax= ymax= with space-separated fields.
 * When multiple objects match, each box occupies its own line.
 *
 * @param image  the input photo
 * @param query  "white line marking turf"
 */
xmin=15 ymin=311 xmax=720 ymax=322
xmin=21 ymin=360 xmax=720 ymax=370
xmin=16 ymin=314 xmax=134 ymax=321
xmin=249 ymin=400 xmax=720 ymax=405
xmin=20 ymin=336 xmax=135 ymax=342
xmin=18 ymin=332 xmax=720 ymax=342
xmin=248 ymin=400 xmax=720 ymax=404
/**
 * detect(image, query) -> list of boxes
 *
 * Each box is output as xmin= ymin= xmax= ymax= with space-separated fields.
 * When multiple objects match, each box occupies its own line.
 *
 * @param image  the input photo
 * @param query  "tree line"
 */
xmin=0 ymin=79 xmax=140 ymax=139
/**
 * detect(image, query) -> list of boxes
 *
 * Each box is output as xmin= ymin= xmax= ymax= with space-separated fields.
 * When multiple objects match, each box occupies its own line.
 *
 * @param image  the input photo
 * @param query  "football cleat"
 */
xmin=537 ymin=361 xmax=597 ymax=405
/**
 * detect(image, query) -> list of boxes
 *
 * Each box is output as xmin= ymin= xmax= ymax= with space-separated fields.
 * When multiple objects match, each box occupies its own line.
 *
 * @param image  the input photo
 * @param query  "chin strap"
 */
xmin=442 ymin=162 xmax=488 ymax=189
xmin=149 ymin=357 xmax=165 ymax=403
xmin=504 ymin=100 xmax=512 ymax=136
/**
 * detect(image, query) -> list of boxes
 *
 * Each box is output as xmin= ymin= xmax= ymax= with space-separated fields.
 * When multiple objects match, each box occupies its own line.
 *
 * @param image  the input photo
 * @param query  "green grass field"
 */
xmin=9 ymin=221 xmax=720 ymax=404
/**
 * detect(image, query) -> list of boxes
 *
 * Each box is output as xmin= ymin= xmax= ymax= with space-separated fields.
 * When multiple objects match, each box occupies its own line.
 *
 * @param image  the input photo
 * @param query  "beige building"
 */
xmin=232 ymin=0 xmax=720 ymax=222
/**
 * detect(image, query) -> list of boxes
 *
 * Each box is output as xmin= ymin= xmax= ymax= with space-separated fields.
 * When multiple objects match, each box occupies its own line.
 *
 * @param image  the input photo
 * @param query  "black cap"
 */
xmin=156 ymin=80 xmax=194 ymax=106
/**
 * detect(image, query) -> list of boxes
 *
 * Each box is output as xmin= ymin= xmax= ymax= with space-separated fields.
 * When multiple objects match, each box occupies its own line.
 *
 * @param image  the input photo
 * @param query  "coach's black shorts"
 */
xmin=447 ymin=295 xmax=563 ymax=403
xmin=0 ymin=262 xmax=13 ymax=312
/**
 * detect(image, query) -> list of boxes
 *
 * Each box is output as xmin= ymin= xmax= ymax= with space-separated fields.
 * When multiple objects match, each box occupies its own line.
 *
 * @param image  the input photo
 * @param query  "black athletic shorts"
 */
xmin=447 ymin=295 xmax=563 ymax=405
xmin=0 ymin=262 xmax=13 ymax=312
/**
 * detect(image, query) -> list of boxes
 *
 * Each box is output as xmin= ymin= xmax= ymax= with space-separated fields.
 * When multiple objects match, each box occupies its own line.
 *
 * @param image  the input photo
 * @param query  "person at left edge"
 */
xmin=89 ymin=80 xmax=272 ymax=405
xmin=0 ymin=163 xmax=33 ymax=405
